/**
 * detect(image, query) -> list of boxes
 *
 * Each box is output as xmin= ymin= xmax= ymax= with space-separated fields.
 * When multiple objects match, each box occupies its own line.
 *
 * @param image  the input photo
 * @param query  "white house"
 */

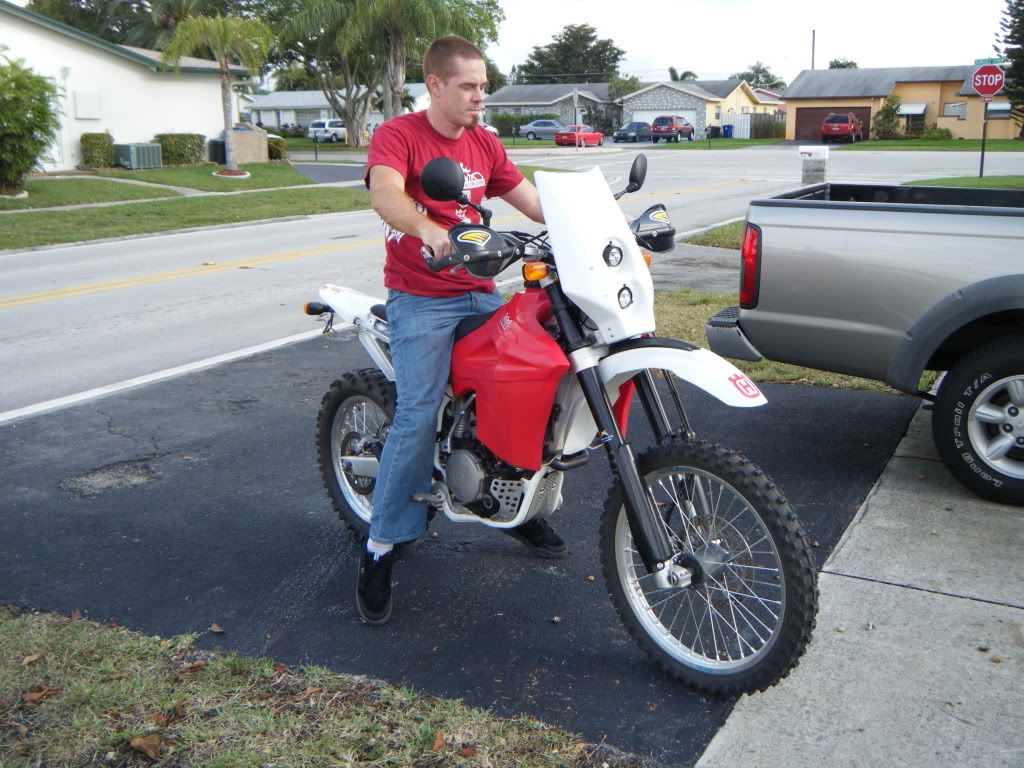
xmin=0 ymin=0 xmax=248 ymax=171
xmin=248 ymin=83 xmax=430 ymax=129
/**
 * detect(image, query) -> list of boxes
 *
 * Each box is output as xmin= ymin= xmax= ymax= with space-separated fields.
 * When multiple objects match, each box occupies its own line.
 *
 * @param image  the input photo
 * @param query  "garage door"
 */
xmin=631 ymin=109 xmax=697 ymax=127
xmin=794 ymin=106 xmax=872 ymax=141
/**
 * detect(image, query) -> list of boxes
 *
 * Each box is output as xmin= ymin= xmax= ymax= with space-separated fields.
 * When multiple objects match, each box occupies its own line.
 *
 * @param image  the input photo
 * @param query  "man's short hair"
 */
xmin=423 ymin=35 xmax=485 ymax=83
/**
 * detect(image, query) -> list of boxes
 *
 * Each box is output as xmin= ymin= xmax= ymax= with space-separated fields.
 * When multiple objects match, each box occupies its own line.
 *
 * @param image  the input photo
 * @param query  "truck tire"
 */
xmin=933 ymin=335 xmax=1024 ymax=506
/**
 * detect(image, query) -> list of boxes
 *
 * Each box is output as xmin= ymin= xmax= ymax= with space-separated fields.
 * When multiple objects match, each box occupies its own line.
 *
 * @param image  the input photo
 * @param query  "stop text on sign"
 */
xmin=974 ymin=73 xmax=1003 ymax=87
xmin=972 ymin=65 xmax=1005 ymax=96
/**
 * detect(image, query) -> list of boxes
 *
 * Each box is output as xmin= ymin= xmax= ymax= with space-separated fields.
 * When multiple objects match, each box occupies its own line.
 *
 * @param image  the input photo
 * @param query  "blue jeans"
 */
xmin=370 ymin=288 xmax=505 ymax=544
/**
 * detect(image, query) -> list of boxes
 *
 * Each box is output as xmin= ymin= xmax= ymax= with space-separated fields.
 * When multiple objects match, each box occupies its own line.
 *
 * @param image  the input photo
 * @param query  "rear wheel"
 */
xmin=316 ymin=369 xmax=395 ymax=537
xmin=687 ymin=132 xmax=694 ymax=141
xmin=526 ymin=131 xmax=537 ymax=140
xmin=600 ymin=436 xmax=818 ymax=695
xmin=933 ymin=335 xmax=1024 ymax=505
xmin=652 ymin=136 xmax=659 ymax=144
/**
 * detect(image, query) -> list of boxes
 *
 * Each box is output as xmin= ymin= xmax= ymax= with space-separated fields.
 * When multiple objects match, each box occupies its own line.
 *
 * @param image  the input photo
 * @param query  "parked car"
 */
xmin=705 ymin=182 xmax=1024 ymax=505
xmin=307 ymin=119 xmax=347 ymax=142
xmin=613 ymin=121 xmax=652 ymax=143
xmin=518 ymin=119 xmax=566 ymax=140
xmin=478 ymin=120 xmax=500 ymax=136
xmin=821 ymin=113 xmax=863 ymax=143
xmin=553 ymin=124 xmax=604 ymax=147
xmin=650 ymin=115 xmax=695 ymax=143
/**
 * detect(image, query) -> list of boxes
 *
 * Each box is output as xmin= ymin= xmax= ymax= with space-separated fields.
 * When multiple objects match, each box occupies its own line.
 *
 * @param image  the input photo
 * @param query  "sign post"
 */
xmin=972 ymin=64 xmax=1005 ymax=178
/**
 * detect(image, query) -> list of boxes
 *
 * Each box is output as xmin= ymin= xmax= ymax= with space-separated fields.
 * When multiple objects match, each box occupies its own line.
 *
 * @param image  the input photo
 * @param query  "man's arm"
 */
xmin=369 ymin=165 xmax=453 ymax=257
xmin=501 ymin=178 xmax=545 ymax=224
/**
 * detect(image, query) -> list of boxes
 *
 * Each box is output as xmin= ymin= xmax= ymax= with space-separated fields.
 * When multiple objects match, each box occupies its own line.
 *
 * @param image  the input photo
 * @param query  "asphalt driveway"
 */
xmin=0 ymin=333 xmax=919 ymax=766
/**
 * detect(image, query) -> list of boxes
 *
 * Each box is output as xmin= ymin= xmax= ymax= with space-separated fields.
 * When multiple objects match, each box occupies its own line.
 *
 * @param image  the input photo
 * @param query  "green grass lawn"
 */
xmin=284 ymin=137 xmax=368 ymax=153
xmin=683 ymin=219 xmax=745 ymax=249
xmin=0 ymin=178 xmax=179 ymax=211
xmin=907 ymin=175 xmax=1024 ymax=188
xmin=841 ymin=138 xmax=1024 ymax=151
xmin=1 ymin=187 xmax=370 ymax=250
xmin=95 ymin=163 xmax=313 ymax=192
xmin=647 ymin=138 xmax=784 ymax=150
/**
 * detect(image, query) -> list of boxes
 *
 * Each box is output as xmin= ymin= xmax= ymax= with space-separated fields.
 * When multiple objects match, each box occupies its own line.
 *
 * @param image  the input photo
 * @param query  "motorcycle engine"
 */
xmin=440 ymin=395 xmax=526 ymax=517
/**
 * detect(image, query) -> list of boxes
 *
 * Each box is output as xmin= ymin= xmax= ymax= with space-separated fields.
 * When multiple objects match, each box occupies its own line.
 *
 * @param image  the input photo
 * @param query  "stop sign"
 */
xmin=972 ymin=64 xmax=1005 ymax=97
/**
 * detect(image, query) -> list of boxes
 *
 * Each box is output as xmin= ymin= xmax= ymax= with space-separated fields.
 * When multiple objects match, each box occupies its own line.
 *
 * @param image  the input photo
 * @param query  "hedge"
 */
xmin=80 ymin=132 xmax=115 ymax=169
xmin=268 ymin=137 xmax=288 ymax=160
xmin=488 ymin=112 xmax=560 ymax=137
xmin=152 ymin=133 xmax=205 ymax=165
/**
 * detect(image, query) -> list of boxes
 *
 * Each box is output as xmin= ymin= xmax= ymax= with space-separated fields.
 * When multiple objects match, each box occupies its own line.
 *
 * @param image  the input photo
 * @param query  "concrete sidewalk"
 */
xmin=697 ymin=405 xmax=1024 ymax=768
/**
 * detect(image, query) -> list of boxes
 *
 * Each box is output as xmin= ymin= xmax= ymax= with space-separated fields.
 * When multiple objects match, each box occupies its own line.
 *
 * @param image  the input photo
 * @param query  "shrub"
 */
xmin=871 ymin=96 xmax=902 ymax=140
xmin=489 ymin=112 xmax=560 ymax=137
xmin=0 ymin=49 xmax=60 ymax=194
xmin=268 ymin=137 xmax=288 ymax=160
xmin=152 ymin=133 xmax=205 ymax=165
xmin=80 ymin=132 xmax=114 ymax=168
xmin=921 ymin=125 xmax=953 ymax=141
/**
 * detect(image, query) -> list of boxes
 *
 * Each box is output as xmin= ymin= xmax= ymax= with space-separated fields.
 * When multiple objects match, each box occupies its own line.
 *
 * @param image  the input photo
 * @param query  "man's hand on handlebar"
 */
xmin=418 ymin=222 xmax=453 ymax=263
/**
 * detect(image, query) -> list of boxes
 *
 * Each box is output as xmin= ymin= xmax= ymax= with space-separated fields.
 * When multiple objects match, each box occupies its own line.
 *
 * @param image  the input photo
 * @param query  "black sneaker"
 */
xmin=501 ymin=518 xmax=567 ymax=558
xmin=356 ymin=549 xmax=394 ymax=625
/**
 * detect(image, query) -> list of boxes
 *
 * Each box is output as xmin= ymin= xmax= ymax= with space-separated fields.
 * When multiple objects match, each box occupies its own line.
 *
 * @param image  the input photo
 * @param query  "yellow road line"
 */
xmin=0 ymin=238 xmax=375 ymax=310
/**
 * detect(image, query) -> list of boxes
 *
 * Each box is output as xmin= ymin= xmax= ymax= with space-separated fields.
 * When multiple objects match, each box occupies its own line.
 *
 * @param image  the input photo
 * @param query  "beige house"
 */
xmin=782 ymin=66 xmax=1017 ymax=141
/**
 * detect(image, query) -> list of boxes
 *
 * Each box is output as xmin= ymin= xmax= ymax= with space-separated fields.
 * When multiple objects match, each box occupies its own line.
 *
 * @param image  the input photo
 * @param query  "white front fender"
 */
xmin=598 ymin=340 xmax=768 ymax=408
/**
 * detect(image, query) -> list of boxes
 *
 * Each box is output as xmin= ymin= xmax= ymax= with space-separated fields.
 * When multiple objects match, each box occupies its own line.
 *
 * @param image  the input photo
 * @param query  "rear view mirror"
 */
xmin=421 ymin=157 xmax=466 ymax=202
xmin=629 ymin=154 xmax=647 ymax=190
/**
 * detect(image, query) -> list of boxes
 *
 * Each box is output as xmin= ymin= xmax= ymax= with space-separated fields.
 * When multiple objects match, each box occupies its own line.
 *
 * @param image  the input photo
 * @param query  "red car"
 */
xmin=553 ymin=124 xmax=604 ymax=147
xmin=821 ymin=113 xmax=864 ymax=143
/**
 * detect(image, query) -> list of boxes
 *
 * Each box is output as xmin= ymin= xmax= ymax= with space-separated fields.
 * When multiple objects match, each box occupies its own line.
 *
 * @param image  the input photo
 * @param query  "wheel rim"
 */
xmin=330 ymin=395 xmax=389 ymax=524
xmin=967 ymin=374 xmax=1024 ymax=480
xmin=615 ymin=465 xmax=787 ymax=673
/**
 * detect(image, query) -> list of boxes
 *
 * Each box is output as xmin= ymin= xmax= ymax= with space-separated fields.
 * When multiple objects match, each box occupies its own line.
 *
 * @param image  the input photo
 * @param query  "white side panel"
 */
xmin=319 ymin=284 xmax=382 ymax=324
xmin=598 ymin=347 xmax=768 ymax=408
xmin=535 ymin=167 xmax=655 ymax=344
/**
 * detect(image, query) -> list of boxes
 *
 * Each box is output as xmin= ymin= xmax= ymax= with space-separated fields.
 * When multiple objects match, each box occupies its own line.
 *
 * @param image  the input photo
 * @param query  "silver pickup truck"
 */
xmin=705 ymin=183 xmax=1024 ymax=506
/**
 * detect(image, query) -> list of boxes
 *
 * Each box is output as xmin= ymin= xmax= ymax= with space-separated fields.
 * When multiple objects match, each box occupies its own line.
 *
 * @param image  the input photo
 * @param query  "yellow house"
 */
xmin=693 ymin=80 xmax=772 ymax=127
xmin=782 ymin=66 xmax=1018 ymax=141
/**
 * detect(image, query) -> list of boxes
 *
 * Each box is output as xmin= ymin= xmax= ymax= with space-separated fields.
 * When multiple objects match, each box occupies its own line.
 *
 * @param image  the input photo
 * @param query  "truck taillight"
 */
xmin=740 ymin=223 xmax=761 ymax=309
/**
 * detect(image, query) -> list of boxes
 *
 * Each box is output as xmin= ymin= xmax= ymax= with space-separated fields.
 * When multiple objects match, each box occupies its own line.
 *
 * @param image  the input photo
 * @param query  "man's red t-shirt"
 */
xmin=365 ymin=111 xmax=524 ymax=297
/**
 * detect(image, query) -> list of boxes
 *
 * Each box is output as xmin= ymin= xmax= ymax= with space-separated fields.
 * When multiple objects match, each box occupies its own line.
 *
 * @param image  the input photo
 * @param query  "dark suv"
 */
xmin=650 ymin=115 xmax=694 ymax=143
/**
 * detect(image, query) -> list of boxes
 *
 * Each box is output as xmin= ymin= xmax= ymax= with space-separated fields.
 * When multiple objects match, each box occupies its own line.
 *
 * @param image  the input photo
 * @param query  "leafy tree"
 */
xmin=997 ymin=0 xmax=1024 ymax=137
xmin=26 ymin=0 xmax=138 ymax=42
xmin=333 ymin=0 xmax=502 ymax=120
xmin=608 ymin=72 xmax=640 ymax=101
xmin=123 ymin=0 xmax=205 ymax=50
xmin=273 ymin=62 xmax=321 ymax=91
xmin=828 ymin=58 xmax=858 ymax=69
xmin=517 ymin=23 xmax=624 ymax=83
xmin=872 ymin=95 xmax=902 ymax=139
xmin=668 ymin=67 xmax=696 ymax=81
xmin=163 ymin=15 xmax=273 ymax=171
xmin=485 ymin=57 xmax=506 ymax=92
xmin=0 ymin=48 xmax=61 ymax=195
xmin=729 ymin=61 xmax=786 ymax=90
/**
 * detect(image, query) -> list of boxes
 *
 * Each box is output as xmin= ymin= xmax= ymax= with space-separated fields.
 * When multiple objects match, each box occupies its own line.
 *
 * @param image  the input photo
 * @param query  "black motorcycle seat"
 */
xmin=454 ymin=310 xmax=498 ymax=341
xmin=371 ymin=304 xmax=387 ymax=322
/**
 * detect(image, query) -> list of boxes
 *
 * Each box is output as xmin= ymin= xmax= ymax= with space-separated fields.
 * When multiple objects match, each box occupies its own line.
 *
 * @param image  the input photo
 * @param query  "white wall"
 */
xmin=2 ymin=13 xmax=236 ymax=170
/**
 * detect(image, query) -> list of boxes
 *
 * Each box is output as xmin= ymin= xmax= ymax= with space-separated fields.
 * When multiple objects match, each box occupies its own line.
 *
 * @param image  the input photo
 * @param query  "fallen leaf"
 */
xmin=209 ymin=623 xmax=224 ymax=634
xmin=302 ymin=687 xmax=322 ymax=697
xmin=21 ymin=654 xmax=42 ymax=666
xmin=272 ymin=662 xmax=289 ymax=672
xmin=108 ymin=620 xmax=122 ymax=628
xmin=17 ymin=725 xmax=28 ymax=738
xmin=130 ymin=733 xmax=163 ymax=760
xmin=270 ymin=706 xmax=281 ymax=718
xmin=149 ymin=713 xmax=168 ymax=728
xmin=461 ymin=746 xmax=478 ymax=757
xmin=182 ymin=660 xmax=206 ymax=674
xmin=70 ymin=609 xmax=82 ymax=621
xmin=432 ymin=729 xmax=445 ymax=750
xmin=173 ymin=701 xmax=186 ymax=722
xmin=992 ymin=656 xmax=1005 ymax=664
xmin=21 ymin=686 xmax=60 ymax=708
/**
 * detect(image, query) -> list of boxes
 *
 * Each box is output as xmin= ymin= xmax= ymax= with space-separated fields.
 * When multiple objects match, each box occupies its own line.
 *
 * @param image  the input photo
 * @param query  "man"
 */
xmin=358 ymin=35 xmax=565 ymax=625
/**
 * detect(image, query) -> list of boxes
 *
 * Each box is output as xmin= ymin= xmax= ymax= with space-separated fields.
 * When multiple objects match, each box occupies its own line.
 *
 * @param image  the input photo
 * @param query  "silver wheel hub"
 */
xmin=968 ymin=375 xmax=1024 ymax=480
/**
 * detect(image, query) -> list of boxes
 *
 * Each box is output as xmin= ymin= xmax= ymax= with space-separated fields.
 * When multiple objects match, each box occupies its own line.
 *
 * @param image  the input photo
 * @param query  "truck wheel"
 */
xmin=933 ymin=335 xmax=1024 ymax=506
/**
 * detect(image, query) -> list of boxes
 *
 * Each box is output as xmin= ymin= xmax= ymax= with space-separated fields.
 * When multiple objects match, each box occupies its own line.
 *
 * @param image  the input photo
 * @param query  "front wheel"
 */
xmin=933 ymin=335 xmax=1024 ymax=505
xmin=316 ymin=369 xmax=396 ymax=538
xmin=526 ymin=131 xmax=536 ymax=141
xmin=600 ymin=436 xmax=818 ymax=695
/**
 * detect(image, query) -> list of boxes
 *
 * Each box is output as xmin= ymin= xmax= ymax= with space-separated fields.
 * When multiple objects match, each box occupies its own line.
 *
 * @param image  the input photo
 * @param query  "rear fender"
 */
xmin=318 ymin=284 xmax=383 ymax=325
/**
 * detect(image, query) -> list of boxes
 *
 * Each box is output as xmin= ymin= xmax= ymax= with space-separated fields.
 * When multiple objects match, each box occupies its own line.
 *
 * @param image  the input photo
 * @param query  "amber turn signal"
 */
xmin=522 ymin=261 xmax=549 ymax=281
xmin=640 ymin=250 xmax=652 ymax=268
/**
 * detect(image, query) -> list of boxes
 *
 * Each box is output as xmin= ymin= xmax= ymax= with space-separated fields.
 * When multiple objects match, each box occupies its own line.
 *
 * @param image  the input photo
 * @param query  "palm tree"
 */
xmin=162 ymin=16 xmax=273 ymax=172
xmin=125 ymin=0 xmax=204 ymax=50
xmin=668 ymin=67 xmax=697 ymax=82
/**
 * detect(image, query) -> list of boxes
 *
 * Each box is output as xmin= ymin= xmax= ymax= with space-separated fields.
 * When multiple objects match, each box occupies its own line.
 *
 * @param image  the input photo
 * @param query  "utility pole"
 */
xmin=811 ymin=29 xmax=816 ymax=69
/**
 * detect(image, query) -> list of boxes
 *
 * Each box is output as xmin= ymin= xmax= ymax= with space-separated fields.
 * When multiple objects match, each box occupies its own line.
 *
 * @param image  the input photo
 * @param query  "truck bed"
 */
xmin=757 ymin=183 xmax=1024 ymax=212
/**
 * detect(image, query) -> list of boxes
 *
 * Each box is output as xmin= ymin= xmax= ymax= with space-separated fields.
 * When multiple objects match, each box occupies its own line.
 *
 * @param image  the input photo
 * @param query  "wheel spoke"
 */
xmin=974 ymin=403 xmax=1008 ymax=425
xmin=983 ymin=433 xmax=1016 ymax=461
xmin=1007 ymin=379 xmax=1024 ymax=407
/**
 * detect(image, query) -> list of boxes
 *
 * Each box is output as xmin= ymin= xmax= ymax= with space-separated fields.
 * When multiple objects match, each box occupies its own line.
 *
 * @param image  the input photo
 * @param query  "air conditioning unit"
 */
xmin=113 ymin=143 xmax=162 ymax=170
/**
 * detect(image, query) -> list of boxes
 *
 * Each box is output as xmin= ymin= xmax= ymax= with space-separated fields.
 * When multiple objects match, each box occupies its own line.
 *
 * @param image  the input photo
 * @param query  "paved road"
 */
xmin=0 ymin=332 xmax=921 ymax=766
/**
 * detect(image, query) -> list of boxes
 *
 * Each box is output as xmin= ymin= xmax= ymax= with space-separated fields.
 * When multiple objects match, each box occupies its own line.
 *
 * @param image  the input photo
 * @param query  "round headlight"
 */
xmin=618 ymin=286 xmax=633 ymax=309
xmin=603 ymin=243 xmax=623 ymax=267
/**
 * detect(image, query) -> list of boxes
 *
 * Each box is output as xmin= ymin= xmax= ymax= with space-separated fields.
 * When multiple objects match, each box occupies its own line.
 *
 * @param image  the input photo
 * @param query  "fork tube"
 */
xmin=635 ymin=370 xmax=673 ymax=444
xmin=545 ymin=284 xmax=674 ymax=572
xmin=661 ymin=369 xmax=694 ymax=437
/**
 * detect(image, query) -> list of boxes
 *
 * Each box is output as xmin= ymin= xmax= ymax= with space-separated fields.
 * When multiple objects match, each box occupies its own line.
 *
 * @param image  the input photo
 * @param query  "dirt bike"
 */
xmin=304 ymin=155 xmax=817 ymax=695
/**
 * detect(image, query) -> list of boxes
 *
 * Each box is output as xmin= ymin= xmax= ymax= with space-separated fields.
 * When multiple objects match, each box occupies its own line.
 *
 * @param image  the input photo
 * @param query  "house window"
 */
xmin=942 ymin=102 xmax=966 ymax=120
xmin=741 ymin=106 xmax=749 ymax=114
xmin=715 ymin=106 xmax=721 ymax=120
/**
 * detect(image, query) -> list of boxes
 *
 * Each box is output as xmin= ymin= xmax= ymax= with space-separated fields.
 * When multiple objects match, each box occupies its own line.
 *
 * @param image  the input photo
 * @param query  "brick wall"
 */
xmin=622 ymin=85 xmax=708 ymax=136
xmin=231 ymin=126 xmax=269 ymax=164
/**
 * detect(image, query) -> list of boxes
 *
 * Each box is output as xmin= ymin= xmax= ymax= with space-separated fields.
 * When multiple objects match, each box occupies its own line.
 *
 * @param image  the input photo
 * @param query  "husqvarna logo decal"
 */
xmin=457 ymin=230 xmax=492 ymax=245
xmin=650 ymin=210 xmax=670 ymax=223
xmin=729 ymin=373 xmax=762 ymax=399
xmin=499 ymin=313 xmax=513 ymax=331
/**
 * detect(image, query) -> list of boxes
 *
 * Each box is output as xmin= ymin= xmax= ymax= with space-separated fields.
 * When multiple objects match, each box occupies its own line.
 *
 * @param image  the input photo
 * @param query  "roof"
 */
xmin=782 ymin=66 xmax=975 ymax=99
xmin=250 ymin=85 xmax=425 ymax=110
xmin=692 ymin=79 xmax=745 ymax=98
xmin=0 ymin=0 xmax=246 ymax=75
xmin=621 ymin=81 xmax=722 ymax=102
xmin=486 ymin=83 xmax=612 ymax=105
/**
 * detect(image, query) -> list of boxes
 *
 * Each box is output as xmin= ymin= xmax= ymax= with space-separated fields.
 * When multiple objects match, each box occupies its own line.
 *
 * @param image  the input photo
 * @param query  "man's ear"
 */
xmin=426 ymin=73 xmax=442 ymax=97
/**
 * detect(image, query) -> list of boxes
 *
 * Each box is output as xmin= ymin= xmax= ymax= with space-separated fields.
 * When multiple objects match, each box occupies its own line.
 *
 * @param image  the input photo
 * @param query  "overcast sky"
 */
xmin=486 ymin=0 xmax=1010 ymax=86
